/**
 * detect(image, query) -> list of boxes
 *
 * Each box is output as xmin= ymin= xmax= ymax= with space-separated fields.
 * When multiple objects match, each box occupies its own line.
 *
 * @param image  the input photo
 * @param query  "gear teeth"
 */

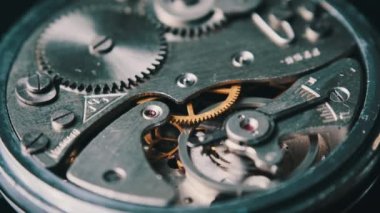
xmin=77 ymin=84 xmax=85 ymax=92
xmin=103 ymin=84 xmax=111 ymax=93
xmin=85 ymin=85 xmax=93 ymax=93
xmin=141 ymin=69 xmax=151 ymax=75
xmin=151 ymin=60 xmax=160 ymax=67
xmin=110 ymin=83 xmax=117 ymax=91
xmin=171 ymin=85 xmax=241 ymax=125
xmin=36 ymin=4 xmax=168 ymax=94
xmin=147 ymin=0 xmax=227 ymax=39
xmin=120 ymin=81 xmax=129 ymax=90
xmin=128 ymin=79 xmax=138 ymax=87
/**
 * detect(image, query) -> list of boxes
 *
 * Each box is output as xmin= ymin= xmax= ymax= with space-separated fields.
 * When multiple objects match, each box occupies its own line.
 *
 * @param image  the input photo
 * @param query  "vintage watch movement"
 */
xmin=0 ymin=0 xmax=379 ymax=212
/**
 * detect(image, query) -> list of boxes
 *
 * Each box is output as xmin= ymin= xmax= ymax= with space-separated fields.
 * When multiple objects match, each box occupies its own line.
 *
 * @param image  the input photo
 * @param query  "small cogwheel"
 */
xmin=147 ymin=0 xmax=226 ymax=37
xmin=144 ymin=123 xmax=184 ymax=160
xmin=36 ymin=5 xmax=167 ymax=93
xmin=171 ymin=85 xmax=241 ymax=125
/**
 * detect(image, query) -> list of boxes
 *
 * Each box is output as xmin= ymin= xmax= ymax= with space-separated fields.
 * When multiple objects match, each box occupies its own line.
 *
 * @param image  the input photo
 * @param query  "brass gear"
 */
xmin=171 ymin=85 xmax=241 ymax=125
xmin=144 ymin=123 xmax=183 ymax=160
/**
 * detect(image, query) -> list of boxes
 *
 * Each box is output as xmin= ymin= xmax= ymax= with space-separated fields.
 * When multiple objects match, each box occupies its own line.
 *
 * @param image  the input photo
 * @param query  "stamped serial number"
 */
xmin=280 ymin=48 xmax=321 ymax=65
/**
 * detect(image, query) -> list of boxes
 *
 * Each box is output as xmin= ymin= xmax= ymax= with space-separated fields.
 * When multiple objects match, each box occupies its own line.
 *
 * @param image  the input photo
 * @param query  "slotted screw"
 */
xmin=22 ymin=131 xmax=50 ymax=154
xmin=90 ymin=36 xmax=114 ymax=55
xmin=51 ymin=109 xmax=76 ymax=131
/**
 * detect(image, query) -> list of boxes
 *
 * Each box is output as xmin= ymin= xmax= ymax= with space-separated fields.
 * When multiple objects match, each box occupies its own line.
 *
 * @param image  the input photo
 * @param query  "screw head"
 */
xmin=51 ymin=109 xmax=76 ymax=131
xmin=103 ymin=168 xmax=126 ymax=183
xmin=330 ymin=87 xmax=350 ymax=103
xmin=184 ymin=197 xmax=193 ymax=204
xmin=232 ymin=51 xmax=255 ymax=68
xmin=142 ymin=105 xmax=163 ymax=120
xmin=226 ymin=111 xmax=273 ymax=145
xmin=26 ymin=73 xmax=52 ymax=94
xmin=89 ymin=36 xmax=114 ymax=55
xmin=177 ymin=73 xmax=198 ymax=88
xmin=239 ymin=117 xmax=259 ymax=134
xmin=22 ymin=131 xmax=50 ymax=154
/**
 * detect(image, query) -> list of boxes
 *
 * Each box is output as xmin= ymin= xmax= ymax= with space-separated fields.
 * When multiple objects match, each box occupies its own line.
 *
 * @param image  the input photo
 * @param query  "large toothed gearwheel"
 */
xmin=37 ymin=5 xmax=167 ymax=93
xmin=0 ymin=0 xmax=380 ymax=212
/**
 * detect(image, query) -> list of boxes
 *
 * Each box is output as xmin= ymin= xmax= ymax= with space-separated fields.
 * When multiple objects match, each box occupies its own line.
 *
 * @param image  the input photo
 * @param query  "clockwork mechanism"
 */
xmin=37 ymin=4 xmax=167 ymax=92
xmin=0 ymin=0 xmax=380 ymax=212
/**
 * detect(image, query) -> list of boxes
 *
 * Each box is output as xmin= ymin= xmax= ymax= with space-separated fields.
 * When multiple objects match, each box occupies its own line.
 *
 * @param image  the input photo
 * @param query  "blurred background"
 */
xmin=0 ymin=0 xmax=379 ymax=37
xmin=0 ymin=0 xmax=379 ymax=212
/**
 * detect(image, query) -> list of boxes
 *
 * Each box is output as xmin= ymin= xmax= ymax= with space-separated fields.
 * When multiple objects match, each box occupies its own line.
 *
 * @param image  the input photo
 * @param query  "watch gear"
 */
xmin=144 ymin=123 xmax=183 ymax=160
xmin=171 ymin=85 xmax=241 ymax=125
xmin=147 ymin=0 xmax=226 ymax=37
xmin=178 ymin=97 xmax=330 ymax=192
xmin=1 ymin=0 xmax=380 ymax=212
xmin=36 ymin=5 xmax=167 ymax=93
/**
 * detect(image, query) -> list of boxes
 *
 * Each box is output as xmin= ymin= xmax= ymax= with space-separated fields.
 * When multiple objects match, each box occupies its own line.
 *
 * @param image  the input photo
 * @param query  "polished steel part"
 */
xmin=37 ymin=5 xmax=167 ymax=92
xmin=149 ymin=0 xmax=226 ymax=37
xmin=154 ymin=0 xmax=215 ymax=24
xmin=15 ymin=73 xmax=57 ymax=106
xmin=67 ymin=101 xmax=175 ymax=206
xmin=0 ymin=0 xmax=379 ymax=212
xmin=150 ymin=0 xmax=263 ymax=37
xmin=225 ymin=110 xmax=273 ymax=144
xmin=178 ymin=59 xmax=362 ymax=194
